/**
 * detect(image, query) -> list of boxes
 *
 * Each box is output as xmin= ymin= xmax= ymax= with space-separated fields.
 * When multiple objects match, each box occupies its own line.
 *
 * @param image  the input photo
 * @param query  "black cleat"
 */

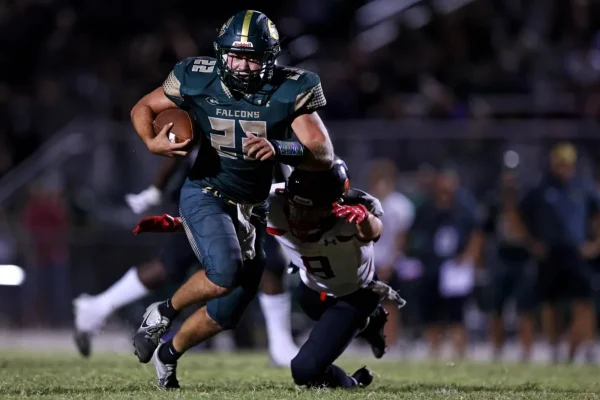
xmin=352 ymin=366 xmax=374 ymax=388
xmin=74 ymin=331 xmax=91 ymax=358
xmin=358 ymin=305 xmax=388 ymax=359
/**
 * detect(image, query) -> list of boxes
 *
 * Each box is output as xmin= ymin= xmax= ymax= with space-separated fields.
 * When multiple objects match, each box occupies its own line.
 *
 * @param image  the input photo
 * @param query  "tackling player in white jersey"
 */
xmin=134 ymin=158 xmax=406 ymax=389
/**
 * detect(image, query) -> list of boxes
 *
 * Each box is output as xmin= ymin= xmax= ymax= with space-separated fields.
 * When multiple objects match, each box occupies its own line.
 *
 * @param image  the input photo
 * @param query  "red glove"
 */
xmin=133 ymin=214 xmax=181 ymax=235
xmin=332 ymin=203 xmax=369 ymax=224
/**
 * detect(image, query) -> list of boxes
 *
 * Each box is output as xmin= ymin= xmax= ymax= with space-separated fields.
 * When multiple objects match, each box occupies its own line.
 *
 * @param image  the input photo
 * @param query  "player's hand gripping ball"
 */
xmin=332 ymin=203 xmax=369 ymax=224
xmin=148 ymin=109 xmax=195 ymax=157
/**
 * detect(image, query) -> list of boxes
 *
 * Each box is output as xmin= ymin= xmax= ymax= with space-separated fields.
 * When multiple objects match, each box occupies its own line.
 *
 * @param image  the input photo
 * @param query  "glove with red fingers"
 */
xmin=332 ymin=202 xmax=369 ymax=224
xmin=133 ymin=214 xmax=181 ymax=235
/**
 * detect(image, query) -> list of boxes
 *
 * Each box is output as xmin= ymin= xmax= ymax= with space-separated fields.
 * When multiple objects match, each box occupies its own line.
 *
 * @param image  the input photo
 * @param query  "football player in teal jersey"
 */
xmin=130 ymin=10 xmax=333 ymax=388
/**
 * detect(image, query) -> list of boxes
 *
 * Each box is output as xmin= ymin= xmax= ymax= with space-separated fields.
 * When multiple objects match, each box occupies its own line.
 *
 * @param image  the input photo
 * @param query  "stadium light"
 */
xmin=0 ymin=264 xmax=25 ymax=286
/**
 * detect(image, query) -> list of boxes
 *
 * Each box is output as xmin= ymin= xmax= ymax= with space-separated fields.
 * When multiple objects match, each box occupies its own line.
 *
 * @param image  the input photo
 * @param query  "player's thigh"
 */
xmin=179 ymin=184 xmax=243 ymax=288
xmin=159 ymin=232 xmax=200 ymax=285
xmin=294 ymin=288 xmax=379 ymax=370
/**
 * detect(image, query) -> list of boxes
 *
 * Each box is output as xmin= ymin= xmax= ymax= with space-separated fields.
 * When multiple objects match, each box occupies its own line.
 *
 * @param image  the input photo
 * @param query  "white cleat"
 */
xmin=72 ymin=294 xmax=110 ymax=357
xmin=152 ymin=343 xmax=180 ymax=389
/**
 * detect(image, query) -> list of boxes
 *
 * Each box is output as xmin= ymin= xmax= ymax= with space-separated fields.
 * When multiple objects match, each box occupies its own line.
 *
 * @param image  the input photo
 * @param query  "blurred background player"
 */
xmin=74 ymin=152 xmax=298 ymax=365
xmin=520 ymin=143 xmax=600 ymax=363
xmin=130 ymin=10 xmax=333 ymax=388
xmin=259 ymin=164 xmax=300 ymax=366
xmin=407 ymin=166 xmax=483 ymax=359
xmin=482 ymin=168 xmax=537 ymax=362
xmin=73 ymin=154 xmax=195 ymax=356
xmin=368 ymin=159 xmax=415 ymax=349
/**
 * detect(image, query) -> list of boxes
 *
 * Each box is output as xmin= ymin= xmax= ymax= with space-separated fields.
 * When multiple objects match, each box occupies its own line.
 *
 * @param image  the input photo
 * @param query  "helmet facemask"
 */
xmin=215 ymin=43 xmax=280 ymax=94
xmin=285 ymin=194 xmax=336 ymax=242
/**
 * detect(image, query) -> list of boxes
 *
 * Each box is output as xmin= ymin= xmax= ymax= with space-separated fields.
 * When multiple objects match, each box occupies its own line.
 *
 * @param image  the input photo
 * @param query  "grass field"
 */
xmin=2 ymin=351 xmax=600 ymax=399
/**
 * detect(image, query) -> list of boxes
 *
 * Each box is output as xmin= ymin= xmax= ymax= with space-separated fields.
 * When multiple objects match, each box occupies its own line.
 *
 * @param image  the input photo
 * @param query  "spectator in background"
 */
xmin=368 ymin=159 xmax=415 ymax=349
xmin=520 ymin=143 xmax=599 ymax=363
xmin=589 ymin=166 xmax=600 ymax=333
xmin=407 ymin=166 xmax=483 ymax=359
xmin=483 ymin=168 xmax=537 ymax=362
xmin=407 ymin=163 xmax=437 ymax=208
xmin=20 ymin=173 xmax=70 ymax=327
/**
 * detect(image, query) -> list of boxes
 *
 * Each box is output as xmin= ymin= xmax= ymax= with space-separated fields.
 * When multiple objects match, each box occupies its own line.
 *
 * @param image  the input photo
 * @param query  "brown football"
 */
xmin=153 ymin=109 xmax=195 ymax=144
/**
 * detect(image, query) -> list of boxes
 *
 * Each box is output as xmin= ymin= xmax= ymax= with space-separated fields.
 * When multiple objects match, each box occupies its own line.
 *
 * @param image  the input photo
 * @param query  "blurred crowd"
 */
xmin=369 ymin=143 xmax=600 ymax=363
xmin=3 ymin=0 xmax=600 ymax=178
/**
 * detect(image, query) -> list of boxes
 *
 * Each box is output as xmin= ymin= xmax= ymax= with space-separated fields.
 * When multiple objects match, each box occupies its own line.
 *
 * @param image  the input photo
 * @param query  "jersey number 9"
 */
xmin=301 ymin=256 xmax=335 ymax=279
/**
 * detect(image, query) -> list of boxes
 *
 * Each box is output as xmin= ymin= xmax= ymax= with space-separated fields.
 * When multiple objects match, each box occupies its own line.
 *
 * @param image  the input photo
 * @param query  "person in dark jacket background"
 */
xmin=483 ymin=168 xmax=537 ymax=362
xmin=408 ymin=166 xmax=483 ymax=359
xmin=520 ymin=143 xmax=600 ymax=363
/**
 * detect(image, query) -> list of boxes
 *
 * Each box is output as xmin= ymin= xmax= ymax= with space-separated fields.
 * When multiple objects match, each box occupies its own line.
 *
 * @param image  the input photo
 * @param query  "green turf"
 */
xmin=1 ymin=351 xmax=600 ymax=399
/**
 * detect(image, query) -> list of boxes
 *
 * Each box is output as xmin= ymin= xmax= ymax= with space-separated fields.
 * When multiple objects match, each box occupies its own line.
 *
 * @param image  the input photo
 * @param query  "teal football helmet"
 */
xmin=214 ymin=10 xmax=281 ymax=93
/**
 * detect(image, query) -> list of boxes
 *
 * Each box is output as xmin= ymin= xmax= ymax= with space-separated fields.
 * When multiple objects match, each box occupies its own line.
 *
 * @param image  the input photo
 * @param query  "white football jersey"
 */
xmin=267 ymin=183 xmax=383 ymax=297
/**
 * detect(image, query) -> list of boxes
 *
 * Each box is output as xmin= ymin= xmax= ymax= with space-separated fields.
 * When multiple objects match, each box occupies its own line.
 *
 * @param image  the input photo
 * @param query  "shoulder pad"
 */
xmin=273 ymin=67 xmax=326 ymax=116
xmin=294 ymin=69 xmax=326 ymax=115
xmin=163 ymin=57 xmax=218 ymax=104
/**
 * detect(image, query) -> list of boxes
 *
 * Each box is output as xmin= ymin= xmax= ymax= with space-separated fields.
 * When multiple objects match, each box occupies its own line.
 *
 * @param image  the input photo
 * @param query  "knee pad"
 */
xmin=206 ymin=284 xmax=259 ymax=330
xmin=209 ymin=313 xmax=240 ymax=331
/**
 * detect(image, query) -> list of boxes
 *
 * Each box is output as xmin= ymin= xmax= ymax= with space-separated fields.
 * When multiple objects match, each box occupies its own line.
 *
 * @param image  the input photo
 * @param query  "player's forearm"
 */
xmin=131 ymin=103 xmax=157 ymax=147
xmin=290 ymin=113 xmax=334 ymax=170
xmin=297 ymin=140 xmax=333 ymax=171
xmin=268 ymin=139 xmax=333 ymax=170
xmin=154 ymin=156 xmax=186 ymax=191
xmin=357 ymin=214 xmax=383 ymax=241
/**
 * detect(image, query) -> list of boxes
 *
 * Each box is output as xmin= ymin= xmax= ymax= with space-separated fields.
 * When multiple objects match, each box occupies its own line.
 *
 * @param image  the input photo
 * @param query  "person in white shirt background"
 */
xmin=368 ymin=159 xmax=415 ymax=349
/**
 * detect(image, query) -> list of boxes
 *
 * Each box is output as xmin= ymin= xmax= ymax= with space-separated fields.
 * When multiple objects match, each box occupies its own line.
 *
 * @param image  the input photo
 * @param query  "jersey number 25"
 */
xmin=208 ymin=117 xmax=267 ymax=161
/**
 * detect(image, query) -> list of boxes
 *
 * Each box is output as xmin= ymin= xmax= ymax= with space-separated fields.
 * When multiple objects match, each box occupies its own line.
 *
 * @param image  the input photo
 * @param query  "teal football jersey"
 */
xmin=163 ymin=56 xmax=326 ymax=204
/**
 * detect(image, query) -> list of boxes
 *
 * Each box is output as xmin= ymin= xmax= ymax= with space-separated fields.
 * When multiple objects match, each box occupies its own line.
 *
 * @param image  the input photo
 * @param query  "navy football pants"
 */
xmin=179 ymin=180 xmax=267 ymax=329
xmin=292 ymin=282 xmax=379 ymax=388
